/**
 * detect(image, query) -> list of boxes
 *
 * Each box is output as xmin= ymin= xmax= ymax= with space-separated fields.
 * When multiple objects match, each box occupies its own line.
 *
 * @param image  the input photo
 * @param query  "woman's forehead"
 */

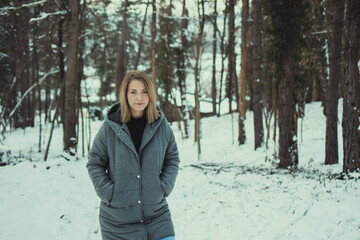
xmin=128 ymin=79 xmax=147 ymax=89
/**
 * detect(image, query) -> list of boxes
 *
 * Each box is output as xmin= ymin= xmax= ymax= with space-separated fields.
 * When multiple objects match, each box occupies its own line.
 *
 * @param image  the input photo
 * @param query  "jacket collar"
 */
xmin=104 ymin=102 xmax=165 ymax=156
xmin=105 ymin=102 xmax=163 ymax=127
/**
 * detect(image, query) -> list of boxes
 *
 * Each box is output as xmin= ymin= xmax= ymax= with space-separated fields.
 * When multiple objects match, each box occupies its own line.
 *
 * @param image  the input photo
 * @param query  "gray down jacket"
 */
xmin=87 ymin=103 xmax=180 ymax=240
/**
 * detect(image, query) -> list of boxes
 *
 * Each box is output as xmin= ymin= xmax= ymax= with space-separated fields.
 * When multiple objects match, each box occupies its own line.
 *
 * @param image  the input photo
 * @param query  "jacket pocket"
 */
xmin=110 ymin=174 xmax=139 ymax=208
xmin=142 ymin=199 xmax=168 ymax=219
xmin=100 ymin=202 xmax=142 ymax=224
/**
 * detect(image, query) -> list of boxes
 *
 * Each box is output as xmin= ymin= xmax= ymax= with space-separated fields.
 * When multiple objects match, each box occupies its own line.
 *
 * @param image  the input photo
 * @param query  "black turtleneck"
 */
xmin=126 ymin=116 xmax=147 ymax=152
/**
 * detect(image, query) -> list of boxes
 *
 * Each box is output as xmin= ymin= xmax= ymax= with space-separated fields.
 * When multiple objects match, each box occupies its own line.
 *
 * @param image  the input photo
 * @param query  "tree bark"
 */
xmin=115 ymin=0 xmax=128 ymax=93
xmin=134 ymin=0 xmax=150 ymax=69
xmin=238 ymin=0 xmax=248 ymax=144
xmin=325 ymin=0 xmax=344 ymax=165
xmin=177 ymin=0 xmax=189 ymax=138
xmin=217 ymin=11 xmax=228 ymax=117
xmin=64 ymin=0 xmax=80 ymax=154
xmin=194 ymin=0 xmax=205 ymax=160
xmin=227 ymin=0 xmax=236 ymax=113
xmin=212 ymin=0 xmax=218 ymax=115
xmin=278 ymin=44 xmax=298 ymax=168
xmin=151 ymin=0 xmax=157 ymax=84
xmin=342 ymin=0 xmax=360 ymax=173
xmin=252 ymin=0 xmax=264 ymax=150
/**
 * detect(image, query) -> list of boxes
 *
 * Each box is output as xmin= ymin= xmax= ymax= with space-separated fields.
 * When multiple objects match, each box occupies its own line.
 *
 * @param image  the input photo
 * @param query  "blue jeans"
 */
xmin=159 ymin=236 xmax=175 ymax=240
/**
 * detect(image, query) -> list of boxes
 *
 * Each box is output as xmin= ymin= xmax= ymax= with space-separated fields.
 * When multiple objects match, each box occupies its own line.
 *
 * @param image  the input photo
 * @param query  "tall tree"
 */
xmin=251 ymin=0 xmax=264 ymax=149
xmin=342 ymin=0 xmax=360 ymax=173
xmin=115 ymin=0 xmax=128 ymax=92
xmin=227 ymin=0 xmax=236 ymax=113
xmin=265 ymin=0 xmax=307 ymax=168
xmin=211 ymin=0 xmax=218 ymax=115
xmin=325 ymin=0 xmax=344 ymax=165
xmin=175 ymin=0 xmax=189 ymax=138
xmin=194 ymin=0 xmax=205 ymax=159
xmin=151 ymin=0 xmax=157 ymax=83
xmin=158 ymin=0 xmax=176 ymax=113
xmin=63 ymin=0 xmax=80 ymax=154
xmin=217 ymin=8 xmax=228 ymax=117
xmin=238 ymin=0 xmax=249 ymax=145
xmin=134 ymin=0 xmax=150 ymax=69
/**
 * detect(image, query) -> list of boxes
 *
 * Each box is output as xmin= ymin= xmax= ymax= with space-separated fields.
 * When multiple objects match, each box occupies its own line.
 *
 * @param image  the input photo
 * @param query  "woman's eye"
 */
xmin=143 ymin=91 xmax=148 ymax=94
xmin=131 ymin=91 xmax=136 ymax=94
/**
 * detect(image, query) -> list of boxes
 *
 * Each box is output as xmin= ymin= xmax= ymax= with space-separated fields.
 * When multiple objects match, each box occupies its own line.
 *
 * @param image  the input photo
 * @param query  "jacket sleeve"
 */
xmin=87 ymin=123 xmax=114 ymax=204
xmin=160 ymin=126 xmax=180 ymax=197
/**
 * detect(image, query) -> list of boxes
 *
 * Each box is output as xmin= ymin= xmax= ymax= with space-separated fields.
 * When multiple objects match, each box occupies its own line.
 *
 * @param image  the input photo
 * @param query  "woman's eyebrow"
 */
xmin=129 ymin=88 xmax=147 ymax=91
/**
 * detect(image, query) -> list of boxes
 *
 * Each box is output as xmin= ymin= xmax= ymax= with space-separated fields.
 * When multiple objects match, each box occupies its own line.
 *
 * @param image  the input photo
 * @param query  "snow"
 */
xmin=29 ymin=11 xmax=67 ymax=23
xmin=1 ymin=101 xmax=359 ymax=240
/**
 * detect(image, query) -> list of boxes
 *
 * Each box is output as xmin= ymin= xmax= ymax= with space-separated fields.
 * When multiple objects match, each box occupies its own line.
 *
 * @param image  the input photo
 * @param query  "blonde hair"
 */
xmin=119 ymin=70 xmax=160 ymax=123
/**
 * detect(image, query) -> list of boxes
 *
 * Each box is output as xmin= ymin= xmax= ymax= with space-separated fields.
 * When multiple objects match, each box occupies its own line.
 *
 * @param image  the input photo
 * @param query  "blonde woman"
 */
xmin=87 ymin=70 xmax=180 ymax=240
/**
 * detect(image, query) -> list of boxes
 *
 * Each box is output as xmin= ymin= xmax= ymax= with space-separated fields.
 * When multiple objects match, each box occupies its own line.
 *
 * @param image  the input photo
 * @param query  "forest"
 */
xmin=1 ymin=1 xmax=360 ymax=239
xmin=0 ymin=0 xmax=359 ymax=173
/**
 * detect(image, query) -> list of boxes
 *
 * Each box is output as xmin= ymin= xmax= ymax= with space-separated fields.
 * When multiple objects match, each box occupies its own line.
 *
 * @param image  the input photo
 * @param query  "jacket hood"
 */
xmin=104 ymin=102 xmax=164 ymax=129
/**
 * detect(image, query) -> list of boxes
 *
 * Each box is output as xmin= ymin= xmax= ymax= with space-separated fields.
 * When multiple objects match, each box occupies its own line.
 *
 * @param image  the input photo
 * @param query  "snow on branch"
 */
xmin=0 ymin=52 xmax=10 ymax=60
xmin=29 ymin=10 xmax=67 ymax=23
xmin=311 ymin=30 xmax=330 ymax=35
xmin=0 ymin=0 xmax=48 ymax=16
xmin=7 ymin=69 xmax=59 ymax=122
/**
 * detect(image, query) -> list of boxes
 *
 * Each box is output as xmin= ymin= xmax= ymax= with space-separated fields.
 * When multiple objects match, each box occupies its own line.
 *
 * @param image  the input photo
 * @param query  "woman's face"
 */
xmin=127 ymin=79 xmax=150 ymax=118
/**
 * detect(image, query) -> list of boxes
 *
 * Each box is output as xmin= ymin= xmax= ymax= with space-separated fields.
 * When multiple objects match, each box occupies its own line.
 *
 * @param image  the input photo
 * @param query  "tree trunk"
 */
xmin=58 ymin=10 xmax=66 ymax=138
xmin=44 ymin=37 xmax=52 ymax=123
xmin=278 ymin=44 xmax=298 ymax=168
xmin=217 ymin=11 xmax=228 ymax=117
xmin=178 ymin=0 xmax=189 ymax=138
xmin=252 ymin=0 xmax=264 ymax=150
xmin=13 ymin=3 xmax=31 ymax=129
xmin=32 ymin=19 xmax=41 ymax=152
xmin=238 ymin=0 xmax=248 ymax=144
xmin=325 ymin=0 xmax=344 ymax=165
xmin=64 ymin=0 xmax=80 ymax=154
xmin=115 ymin=0 xmax=128 ymax=93
xmin=194 ymin=0 xmax=205 ymax=160
xmin=342 ymin=0 xmax=360 ymax=173
xmin=151 ymin=0 xmax=157 ymax=84
xmin=78 ymin=0 xmax=87 ymax=156
xmin=134 ymin=0 xmax=150 ymax=69
xmin=212 ymin=0 xmax=217 ymax=115
xmin=227 ymin=0 xmax=236 ymax=114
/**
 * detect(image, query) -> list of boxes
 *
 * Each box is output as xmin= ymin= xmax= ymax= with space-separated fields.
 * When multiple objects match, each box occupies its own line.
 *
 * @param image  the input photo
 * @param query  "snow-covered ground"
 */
xmin=0 ymin=101 xmax=359 ymax=240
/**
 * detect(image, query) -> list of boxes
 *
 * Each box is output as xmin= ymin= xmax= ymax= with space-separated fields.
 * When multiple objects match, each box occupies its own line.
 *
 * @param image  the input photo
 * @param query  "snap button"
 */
xmin=138 ymin=200 xmax=141 ymax=204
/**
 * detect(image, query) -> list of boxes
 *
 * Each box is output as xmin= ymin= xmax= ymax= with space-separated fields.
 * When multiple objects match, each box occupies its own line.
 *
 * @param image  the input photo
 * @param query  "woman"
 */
xmin=87 ymin=70 xmax=180 ymax=240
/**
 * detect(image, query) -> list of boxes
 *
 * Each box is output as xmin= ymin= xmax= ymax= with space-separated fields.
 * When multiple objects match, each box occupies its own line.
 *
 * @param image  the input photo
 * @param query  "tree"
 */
xmin=175 ymin=0 xmax=189 ymax=139
xmin=342 ymin=0 xmax=360 ymax=174
xmin=115 ymin=0 xmax=128 ymax=93
xmin=63 ymin=0 xmax=80 ymax=154
xmin=134 ymin=0 xmax=150 ymax=69
xmin=211 ymin=0 xmax=218 ymax=115
xmin=217 ymin=7 xmax=228 ymax=117
xmin=194 ymin=0 xmax=206 ymax=160
xmin=325 ymin=0 xmax=344 ymax=165
xmin=251 ymin=0 xmax=264 ymax=149
xmin=151 ymin=0 xmax=157 ymax=83
xmin=238 ymin=0 xmax=249 ymax=145
xmin=265 ymin=0 xmax=308 ymax=169
xmin=157 ymin=0 xmax=176 ymax=113
xmin=227 ymin=0 xmax=236 ymax=113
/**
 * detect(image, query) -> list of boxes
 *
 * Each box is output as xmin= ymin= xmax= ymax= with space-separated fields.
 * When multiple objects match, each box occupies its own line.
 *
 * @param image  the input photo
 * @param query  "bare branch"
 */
xmin=0 ymin=0 xmax=49 ymax=16
xmin=2 ymin=70 xmax=59 ymax=133
xmin=29 ymin=10 xmax=67 ymax=23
